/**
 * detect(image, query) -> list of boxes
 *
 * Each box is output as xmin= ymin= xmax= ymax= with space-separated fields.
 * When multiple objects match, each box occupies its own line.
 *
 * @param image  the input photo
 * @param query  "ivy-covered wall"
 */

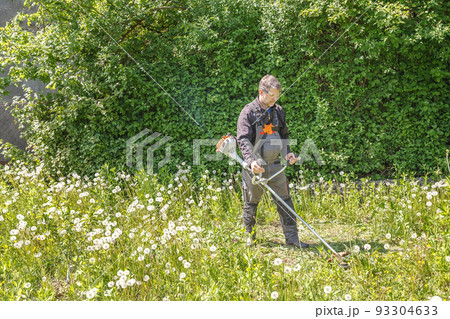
xmin=0 ymin=0 xmax=448 ymax=178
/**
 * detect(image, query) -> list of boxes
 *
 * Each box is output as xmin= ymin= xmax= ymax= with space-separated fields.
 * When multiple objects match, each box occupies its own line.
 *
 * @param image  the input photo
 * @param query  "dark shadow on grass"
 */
xmin=258 ymin=239 xmax=325 ymax=257
xmin=323 ymin=240 xmax=390 ymax=254
xmin=258 ymin=239 xmax=284 ymax=248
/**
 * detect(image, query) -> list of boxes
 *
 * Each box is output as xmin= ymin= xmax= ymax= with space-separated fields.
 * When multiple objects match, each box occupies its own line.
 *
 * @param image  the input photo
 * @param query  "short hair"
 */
xmin=259 ymin=75 xmax=282 ymax=92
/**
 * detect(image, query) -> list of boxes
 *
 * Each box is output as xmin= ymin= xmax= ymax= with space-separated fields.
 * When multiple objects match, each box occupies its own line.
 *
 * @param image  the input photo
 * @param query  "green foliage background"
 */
xmin=0 ymin=0 xmax=448 ymax=178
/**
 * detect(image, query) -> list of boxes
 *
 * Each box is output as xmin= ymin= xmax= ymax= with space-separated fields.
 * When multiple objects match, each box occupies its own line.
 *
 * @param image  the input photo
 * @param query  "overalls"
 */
xmin=241 ymin=108 xmax=300 ymax=246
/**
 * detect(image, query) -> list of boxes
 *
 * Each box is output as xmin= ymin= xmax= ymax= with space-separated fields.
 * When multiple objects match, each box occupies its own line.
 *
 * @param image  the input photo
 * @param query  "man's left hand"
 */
xmin=285 ymin=153 xmax=297 ymax=165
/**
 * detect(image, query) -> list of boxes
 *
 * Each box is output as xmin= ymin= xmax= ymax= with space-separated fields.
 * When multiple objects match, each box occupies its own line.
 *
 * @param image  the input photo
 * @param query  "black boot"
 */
xmin=274 ymin=197 xmax=310 ymax=249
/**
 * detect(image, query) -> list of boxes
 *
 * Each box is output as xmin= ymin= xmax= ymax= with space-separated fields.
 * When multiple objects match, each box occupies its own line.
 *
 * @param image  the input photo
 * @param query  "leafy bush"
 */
xmin=0 ymin=0 xmax=448 ymax=178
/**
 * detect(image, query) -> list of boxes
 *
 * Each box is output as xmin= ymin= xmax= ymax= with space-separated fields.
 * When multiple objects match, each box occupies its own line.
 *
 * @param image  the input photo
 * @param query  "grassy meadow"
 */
xmin=0 ymin=161 xmax=448 ymax=301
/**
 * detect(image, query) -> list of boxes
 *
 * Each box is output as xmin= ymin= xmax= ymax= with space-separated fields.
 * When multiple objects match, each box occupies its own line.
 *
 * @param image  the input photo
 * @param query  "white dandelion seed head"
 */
xmin=293 ymin=264 xmax=301 ymax=272
xmin=430 ymin=296 xmax=442 ymax=302
xmin=24 ymin=282 xmax=31 ymax=289
xmin=271 ymin=291 xmax=279 ymax=299
xmin=86 ymin=290 xmax=96 ymax=299
xmin=179 ymin=272 xmax=186 ymax=279
xmin=344 ymin=294 xmax=352 ymax=301
xmin=385 ymin=233 xmax=391 ymax=239
xmin=353 ymin=245 xmax=360 ymax=253
xmin=274 ymin=258 xmax=282 ymax=266
xmin=210 ymin=245 xmax=217 ymax=252
xmin=411 ymin=233 xmax=417 ymax=239
xmin=446 ymin=256 xmax=450 ymax=262
xmin=364 ymin=244 xmax=371 ymax=251
xmin=119 ymin=275 xmax=127 ymax=283
xmin=324 ymin=286 xmax=332 ymax=294
xmin=284 ymin=266 xmax=292 ymax=274
xmin=384 ymin=244 xmax=390 ymax=250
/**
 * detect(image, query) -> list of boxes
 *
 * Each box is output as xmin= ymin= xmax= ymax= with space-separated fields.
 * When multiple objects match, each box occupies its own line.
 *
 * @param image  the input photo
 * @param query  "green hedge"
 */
xmin=0 ymin=0 xmax=448 ymax=179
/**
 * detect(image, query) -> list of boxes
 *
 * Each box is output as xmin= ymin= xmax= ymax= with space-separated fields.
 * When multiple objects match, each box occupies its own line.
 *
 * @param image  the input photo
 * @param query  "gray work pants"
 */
xmin=241 ymin=163 xmax=300 ymax=245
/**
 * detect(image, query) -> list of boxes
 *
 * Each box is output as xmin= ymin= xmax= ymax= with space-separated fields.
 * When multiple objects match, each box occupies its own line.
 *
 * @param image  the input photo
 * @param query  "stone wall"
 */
xmin=0 ymin=0 xmax=44 ymax=163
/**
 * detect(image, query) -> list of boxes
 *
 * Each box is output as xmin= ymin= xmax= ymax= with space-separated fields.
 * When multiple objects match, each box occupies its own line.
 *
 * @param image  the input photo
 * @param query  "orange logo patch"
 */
xmin=259 ymin=123 xmax=275 ymax=135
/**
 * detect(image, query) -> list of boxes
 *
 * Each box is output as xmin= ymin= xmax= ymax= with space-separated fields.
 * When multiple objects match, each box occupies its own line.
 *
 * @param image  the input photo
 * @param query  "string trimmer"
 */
xmin=216 ymin=134 xmax=350 ymax=269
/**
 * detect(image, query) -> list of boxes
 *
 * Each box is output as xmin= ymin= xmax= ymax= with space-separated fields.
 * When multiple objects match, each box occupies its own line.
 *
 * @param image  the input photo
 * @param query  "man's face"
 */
xmin=259 ymin=88 xmax=280 ymax=108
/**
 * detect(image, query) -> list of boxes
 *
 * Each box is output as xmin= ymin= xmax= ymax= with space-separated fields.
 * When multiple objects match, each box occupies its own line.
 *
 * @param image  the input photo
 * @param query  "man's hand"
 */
xmin=251 ymin=160 xmax=265 ymax=174
xmin=285 ymin=153 xmax=298 ymax=165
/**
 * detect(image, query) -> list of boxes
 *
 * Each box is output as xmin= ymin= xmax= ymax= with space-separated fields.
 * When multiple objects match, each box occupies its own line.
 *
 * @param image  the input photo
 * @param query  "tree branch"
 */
xmin=120 ymin=6 xmax=185 ymax=41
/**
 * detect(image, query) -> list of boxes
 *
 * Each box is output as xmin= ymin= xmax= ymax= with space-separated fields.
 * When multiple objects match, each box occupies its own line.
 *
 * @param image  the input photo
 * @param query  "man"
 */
xmin=237 ymin=74 xmax=309 ymax=248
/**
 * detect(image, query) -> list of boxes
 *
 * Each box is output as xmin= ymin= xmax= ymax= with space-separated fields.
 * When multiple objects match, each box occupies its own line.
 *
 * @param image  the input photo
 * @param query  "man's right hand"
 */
xmin=251 ymin=161 xmax=265 ymax=174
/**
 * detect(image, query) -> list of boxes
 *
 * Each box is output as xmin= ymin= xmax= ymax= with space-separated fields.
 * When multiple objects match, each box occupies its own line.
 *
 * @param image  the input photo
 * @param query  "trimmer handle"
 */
xmin=285 ymin=153 xmax=298 ymax=167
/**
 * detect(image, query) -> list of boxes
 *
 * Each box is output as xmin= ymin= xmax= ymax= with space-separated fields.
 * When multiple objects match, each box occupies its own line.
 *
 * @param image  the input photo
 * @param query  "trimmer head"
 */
xmin=338 ymin=262 xmax=350 ymax=269
xmin=328 ymin=251 xmax=350 ymax=269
